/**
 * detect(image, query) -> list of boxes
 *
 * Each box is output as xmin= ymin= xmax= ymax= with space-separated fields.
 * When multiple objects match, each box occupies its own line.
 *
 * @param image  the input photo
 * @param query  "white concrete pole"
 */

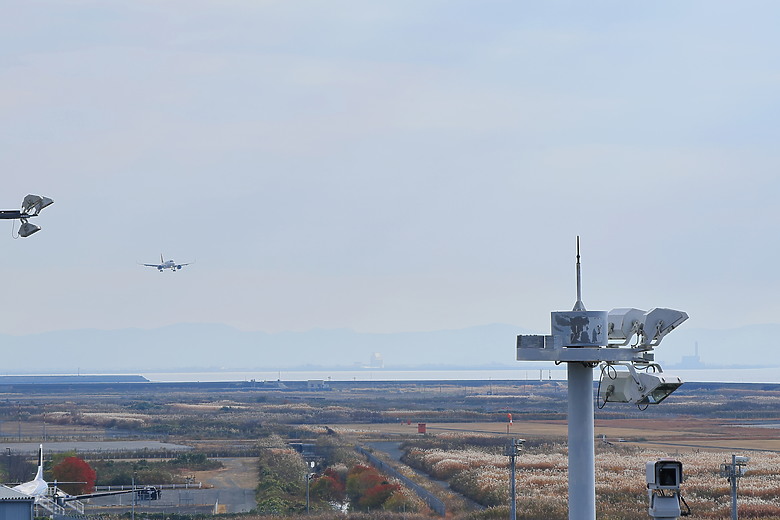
xmin=731 ymin=455 xmax=738 ymax=520
xmin=510 ymin=444 xmax=517 ymax=520
xmin=568 ymin=362 xmax=596 ymax=520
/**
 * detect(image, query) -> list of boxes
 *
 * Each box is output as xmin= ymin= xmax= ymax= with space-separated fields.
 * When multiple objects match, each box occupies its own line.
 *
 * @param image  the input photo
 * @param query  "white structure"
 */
xmin=368 ymin=352 xmax=384 ymax=369
xmin=306 ymin=379 xmax=329 ymax=390
xmin=0 ymin=486 xmax=34 ymax=520
xmin=516 ymin=239 xmax=688 ymax=520
xmin=0 ymin=194 xmax=54 ymax=237
xmin=719 ymin=455 xmax=749 ymax=520
xmin=646 ymin=459 xmax=689 ymax=519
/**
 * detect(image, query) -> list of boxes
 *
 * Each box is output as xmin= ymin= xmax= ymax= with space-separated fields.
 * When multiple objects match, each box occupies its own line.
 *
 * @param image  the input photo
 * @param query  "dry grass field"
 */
xmin=330 ymin=417 xmax=780 ymax=453
xmin=2 ymin=379 xmax=780 ymax=518
xmin=326 ymin=415 xmax=780 ymax=518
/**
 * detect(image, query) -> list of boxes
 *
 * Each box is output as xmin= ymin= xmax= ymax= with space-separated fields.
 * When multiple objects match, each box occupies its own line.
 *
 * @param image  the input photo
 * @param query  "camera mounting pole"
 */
xmin=719 ymin=455 xmax=749 ymax=520
xmin=506 ymin=439 xmax=525 ymax=520
xmin=516 ymin=238 xmax=688 ymax=520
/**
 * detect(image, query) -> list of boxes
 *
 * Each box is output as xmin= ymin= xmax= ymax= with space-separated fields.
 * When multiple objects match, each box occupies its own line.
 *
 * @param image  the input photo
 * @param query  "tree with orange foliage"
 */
xmin=310 ymin=468 xmax=346 ymax=502
xmin=345 ymin=464 xmax=401 ymax=511
xmin=358 ymin=482 xmax=400 ymax=509
xmin=51 ymin=457 xmax=96 ymax=495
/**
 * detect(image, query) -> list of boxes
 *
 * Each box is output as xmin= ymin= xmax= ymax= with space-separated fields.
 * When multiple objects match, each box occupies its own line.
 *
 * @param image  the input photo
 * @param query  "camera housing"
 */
xmin=646 ymin=459 xmax=685 ymax=519
xmin=647 ymin=459 xmax=683 ymax=490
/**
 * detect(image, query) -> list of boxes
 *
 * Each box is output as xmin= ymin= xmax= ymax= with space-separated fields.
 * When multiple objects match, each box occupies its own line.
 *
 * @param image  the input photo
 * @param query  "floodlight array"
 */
xmin=607 ymin=308 xmax=689 ymax=350
xmin=1 ymin=194 xmax=54 ymax=238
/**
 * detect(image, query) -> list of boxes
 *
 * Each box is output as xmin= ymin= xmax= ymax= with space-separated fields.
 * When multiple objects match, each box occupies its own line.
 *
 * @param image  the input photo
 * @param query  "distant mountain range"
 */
xmin=0 ymin=322 xmax=777 ymax=374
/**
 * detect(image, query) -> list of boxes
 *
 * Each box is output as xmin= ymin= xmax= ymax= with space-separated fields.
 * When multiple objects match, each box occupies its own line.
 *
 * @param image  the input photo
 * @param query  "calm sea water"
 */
xmin=140 ymin=367 xmax=780 ymax=384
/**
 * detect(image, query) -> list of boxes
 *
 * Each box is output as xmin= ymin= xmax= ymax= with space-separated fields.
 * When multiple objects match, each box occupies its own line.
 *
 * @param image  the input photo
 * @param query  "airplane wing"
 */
xmin=55 ymin=486 xmax=161 ymax=504
xmin=142 ymin=264 xmax=161 ymax=268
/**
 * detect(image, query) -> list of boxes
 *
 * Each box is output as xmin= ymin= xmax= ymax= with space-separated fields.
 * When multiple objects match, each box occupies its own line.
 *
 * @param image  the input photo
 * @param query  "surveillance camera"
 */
xmin=647 ymin=459 xmax=685 ymax=519
xmin=600 ymin=369 xmax=683 ymax=405
xmin=647 ymin=459 xmax=683 ymax=491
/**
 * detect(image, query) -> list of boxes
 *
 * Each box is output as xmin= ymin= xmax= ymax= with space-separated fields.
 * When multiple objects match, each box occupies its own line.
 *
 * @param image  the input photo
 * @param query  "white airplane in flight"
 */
xmin=141 ymin=254 xmax=193 ymax=272
xmin=10 ymin=445 xmax=160 ymax=505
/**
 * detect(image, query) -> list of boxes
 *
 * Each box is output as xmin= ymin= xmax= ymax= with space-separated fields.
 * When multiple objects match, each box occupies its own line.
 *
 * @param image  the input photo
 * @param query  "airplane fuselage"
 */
xmin=12 ymin=476 xmax=48 ymax=498
xmin=158 ymin=261 xmax=180 ymax=271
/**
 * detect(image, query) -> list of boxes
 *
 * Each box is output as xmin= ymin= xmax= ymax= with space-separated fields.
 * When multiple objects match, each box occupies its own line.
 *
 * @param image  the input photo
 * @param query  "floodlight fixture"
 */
xmin=18 ymin=220 xmax=41 ymax=237
xmin=1 ymin=194 xmax=54 ymax=238
xmin=599 ymin=364 xmax=683 ymax=407
xmin=21 ymin=194 xmax=54 ymax=216
xmin=638 ymin=308 xmax=689 ymax=349
xmin=606 ymin=307 xmax=689 ymax=349
xmin=607 ymin=308 xmax=645 ymax=344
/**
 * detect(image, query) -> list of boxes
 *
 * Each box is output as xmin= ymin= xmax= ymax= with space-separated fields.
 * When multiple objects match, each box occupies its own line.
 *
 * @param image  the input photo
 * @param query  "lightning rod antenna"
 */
xmin=573 ymin=236 xmax=585 ymax=311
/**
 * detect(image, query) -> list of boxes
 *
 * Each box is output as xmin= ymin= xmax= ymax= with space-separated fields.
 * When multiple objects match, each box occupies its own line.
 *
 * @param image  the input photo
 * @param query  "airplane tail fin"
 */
xmin=35 ymin=444 xmax=43 ymax=480
xmin=161 ymin=253 xmax=164 ymax=263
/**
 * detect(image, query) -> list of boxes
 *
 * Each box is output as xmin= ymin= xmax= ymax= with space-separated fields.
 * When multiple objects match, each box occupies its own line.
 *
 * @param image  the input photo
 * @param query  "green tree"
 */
xmin=254 ymin=444 xmax=308 ymax=513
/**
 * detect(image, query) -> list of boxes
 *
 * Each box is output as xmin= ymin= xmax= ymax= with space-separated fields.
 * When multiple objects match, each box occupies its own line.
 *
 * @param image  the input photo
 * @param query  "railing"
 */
xmin=95 ymin=483 xmax=202 ymax=491
xmin=1 ymin=446 xmax=260 ymax=459
xmin=36 ymin=495 xmax=85 ymax=517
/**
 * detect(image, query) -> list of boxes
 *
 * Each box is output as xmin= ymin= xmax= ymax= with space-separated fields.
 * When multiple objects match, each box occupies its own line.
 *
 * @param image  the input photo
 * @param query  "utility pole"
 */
xmin=306 ymin=473 xmax=310 ymax=514
xmin=506 ymin=439 xmax=525 ymax=520
xmin=305 ymin=460 xmax=315 ymax=514
xmin=719 ymin=455 xmax=749 ymax=520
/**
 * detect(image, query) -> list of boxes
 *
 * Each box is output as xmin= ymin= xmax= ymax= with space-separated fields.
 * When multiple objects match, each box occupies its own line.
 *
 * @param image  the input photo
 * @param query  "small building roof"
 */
xmin=0 ymin=486 xmax=34 ymax=501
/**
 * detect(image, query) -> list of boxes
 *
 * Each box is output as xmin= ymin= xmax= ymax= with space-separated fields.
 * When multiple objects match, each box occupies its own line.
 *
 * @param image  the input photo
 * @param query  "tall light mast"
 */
xmin=516 ymin=239 xmax=688 ymax=520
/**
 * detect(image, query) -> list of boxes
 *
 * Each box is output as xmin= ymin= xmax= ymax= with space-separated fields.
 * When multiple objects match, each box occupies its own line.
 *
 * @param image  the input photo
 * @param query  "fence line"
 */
xmin=1 ymin=446 xmax=260 ymax=459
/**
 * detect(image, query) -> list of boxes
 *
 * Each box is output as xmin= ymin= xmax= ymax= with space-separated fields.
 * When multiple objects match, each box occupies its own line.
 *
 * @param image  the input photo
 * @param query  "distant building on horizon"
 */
xmin=366 ymin=352 xmax=384 ymax=369
xmin=306 ymin=379 xmax=329 ymax=391
xmin=676 ymin=342 xmax=705 ymax=369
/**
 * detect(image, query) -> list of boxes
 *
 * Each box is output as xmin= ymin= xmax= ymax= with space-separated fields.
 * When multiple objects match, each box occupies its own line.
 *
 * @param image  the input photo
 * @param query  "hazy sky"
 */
xmin=2 ymin=2 xmax=779 ymax=339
